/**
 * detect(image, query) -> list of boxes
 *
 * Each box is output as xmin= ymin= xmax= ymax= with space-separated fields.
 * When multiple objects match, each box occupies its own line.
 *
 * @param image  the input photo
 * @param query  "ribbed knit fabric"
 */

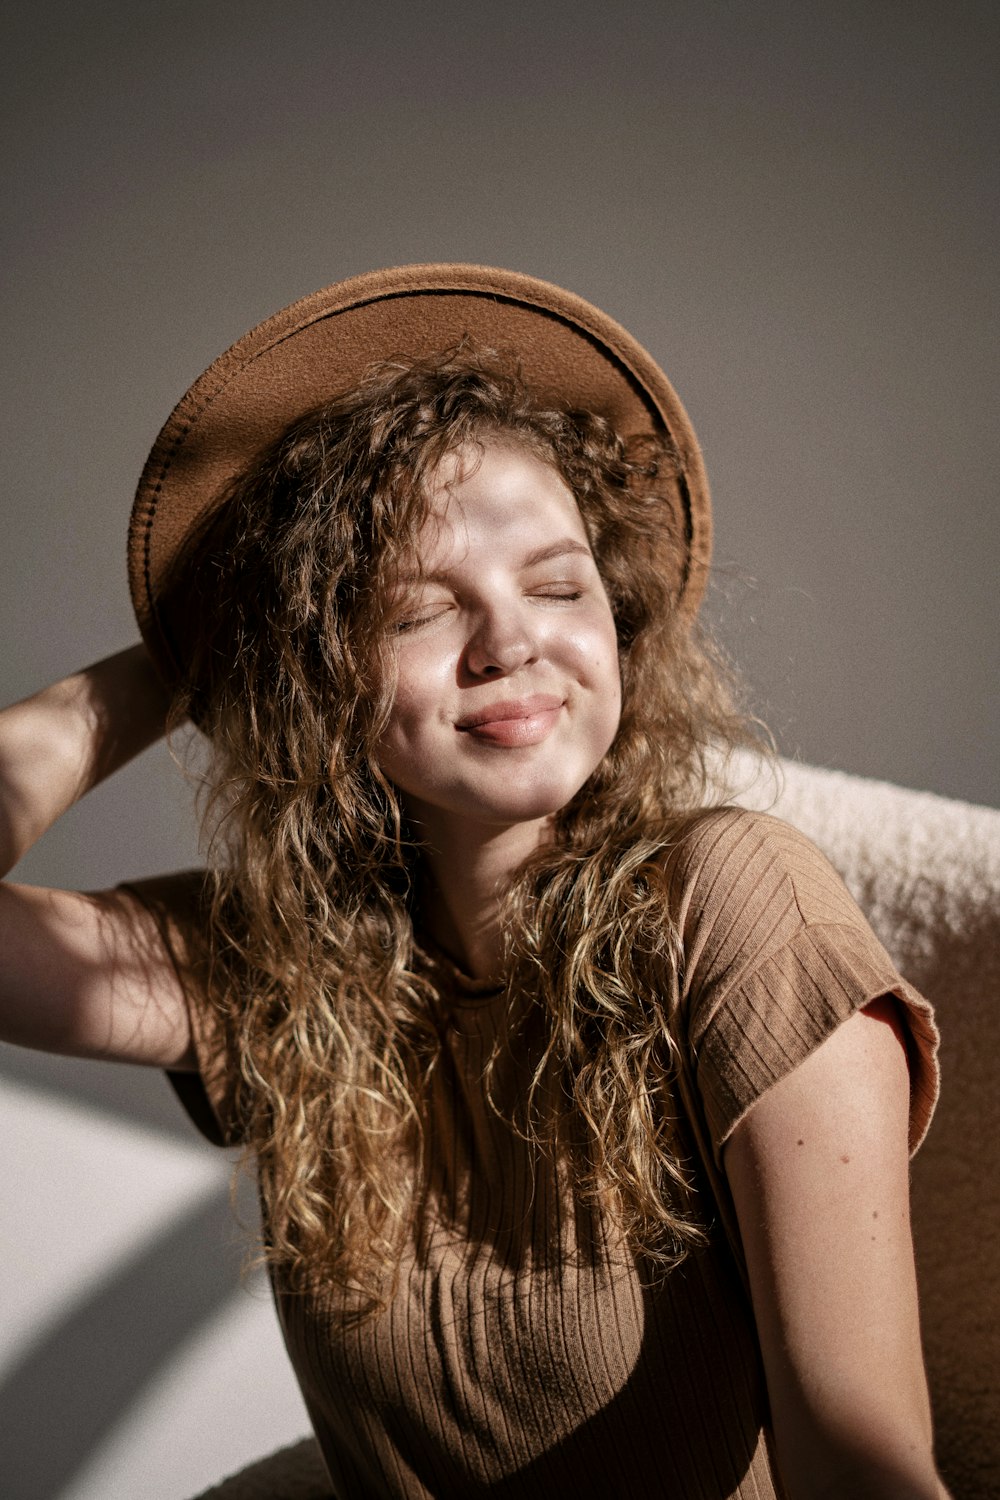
xmin=148 ymin=808 xmax=939 ymax=1499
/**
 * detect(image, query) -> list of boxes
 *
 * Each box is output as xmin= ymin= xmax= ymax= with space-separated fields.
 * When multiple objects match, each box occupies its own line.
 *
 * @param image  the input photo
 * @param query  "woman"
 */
xmin=0 ymin=266 xmax=946 ymax=1497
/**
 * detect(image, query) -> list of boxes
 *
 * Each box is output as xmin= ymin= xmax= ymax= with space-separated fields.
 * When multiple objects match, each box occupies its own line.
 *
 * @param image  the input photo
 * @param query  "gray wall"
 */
xmin=3 ymin=1 xmax=996 ymax=829
xmin=1 ymin=2 xmax=996 ymax=1494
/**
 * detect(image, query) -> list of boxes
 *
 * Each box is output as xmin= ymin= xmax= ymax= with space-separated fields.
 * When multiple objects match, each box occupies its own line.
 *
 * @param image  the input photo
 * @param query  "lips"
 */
xmin=456 ymin=694 xmax=564 ymax=746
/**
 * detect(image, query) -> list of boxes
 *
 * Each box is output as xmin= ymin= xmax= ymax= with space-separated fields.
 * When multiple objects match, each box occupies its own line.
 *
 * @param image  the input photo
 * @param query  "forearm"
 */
xmin=0 ymin=644 xmax=173 ymax=875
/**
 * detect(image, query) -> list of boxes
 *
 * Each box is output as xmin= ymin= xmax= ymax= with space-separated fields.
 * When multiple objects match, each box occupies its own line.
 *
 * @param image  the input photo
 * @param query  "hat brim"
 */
xmin=128 ymin=263 xmax=711 ymax=686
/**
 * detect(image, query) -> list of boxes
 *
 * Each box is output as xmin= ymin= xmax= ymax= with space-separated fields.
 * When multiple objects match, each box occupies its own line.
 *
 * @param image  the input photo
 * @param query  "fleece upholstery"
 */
xmin=190 ymin=760 xmax=999 ymax=1500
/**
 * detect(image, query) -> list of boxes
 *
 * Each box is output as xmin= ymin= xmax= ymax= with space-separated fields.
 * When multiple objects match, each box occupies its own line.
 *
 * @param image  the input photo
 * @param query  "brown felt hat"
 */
xmin=129 ymin=263 xmax=712 ymax=686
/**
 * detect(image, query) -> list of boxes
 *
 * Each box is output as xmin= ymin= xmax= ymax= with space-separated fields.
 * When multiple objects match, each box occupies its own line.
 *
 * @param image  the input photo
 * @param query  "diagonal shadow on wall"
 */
xmin=0 ymin=1185 xmax=249 ymax=1499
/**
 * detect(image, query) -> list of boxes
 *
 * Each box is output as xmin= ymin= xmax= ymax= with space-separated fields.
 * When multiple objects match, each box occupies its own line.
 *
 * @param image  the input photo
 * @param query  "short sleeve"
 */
xmin=118 ymin=871 xmax=248 ymax=1149
xmin=667 ymin=809 xmax=940 ymax=1169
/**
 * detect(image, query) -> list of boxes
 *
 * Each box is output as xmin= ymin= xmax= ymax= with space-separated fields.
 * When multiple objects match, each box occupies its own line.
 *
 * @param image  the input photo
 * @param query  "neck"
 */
xmin=410 ymin=812 xmax=550 ymax=982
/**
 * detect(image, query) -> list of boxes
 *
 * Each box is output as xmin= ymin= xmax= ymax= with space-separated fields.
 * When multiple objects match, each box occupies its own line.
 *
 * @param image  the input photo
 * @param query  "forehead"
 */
xmin=411 ymin=437 xmax=589 ymax=565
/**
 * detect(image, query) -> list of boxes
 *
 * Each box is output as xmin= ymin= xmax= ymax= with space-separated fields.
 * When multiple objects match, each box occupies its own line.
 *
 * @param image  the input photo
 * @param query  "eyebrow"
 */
xmin=521 ymin=539 xmax=594 ymax=568
xmin=395 ymin=538 xmax=594 ymax=586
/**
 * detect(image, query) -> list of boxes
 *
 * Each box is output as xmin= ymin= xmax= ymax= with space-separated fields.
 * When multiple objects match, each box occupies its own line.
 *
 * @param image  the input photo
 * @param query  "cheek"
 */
xmin=378 ymin=644 xmax=445 ymax=757
xmin=597 ymin=670 xmax=623 ymax=758
xmin=379 ymin=692 xmax=420 ymax=769
xmin=575 ymin=606 xmax=622 ymax=695
xmin=563 ymin=612 xmax=622 ymax=756
xmin=595 ymin=612 xmax=624 ymax=745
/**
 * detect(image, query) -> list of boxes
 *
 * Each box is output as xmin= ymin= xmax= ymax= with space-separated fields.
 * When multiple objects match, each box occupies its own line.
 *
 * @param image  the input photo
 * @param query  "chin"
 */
xmin=461 ymin=773 xmax=590 ymax=827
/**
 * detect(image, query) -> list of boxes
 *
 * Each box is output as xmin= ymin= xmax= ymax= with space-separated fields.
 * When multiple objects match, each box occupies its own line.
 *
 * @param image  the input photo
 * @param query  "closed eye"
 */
xmin=391 ymin=602 xmax=454 ymax=633
xmin=531 ymin=587 xmax=584 ymax=601
xmin=391 ymin=583 xmax=586 ymax=631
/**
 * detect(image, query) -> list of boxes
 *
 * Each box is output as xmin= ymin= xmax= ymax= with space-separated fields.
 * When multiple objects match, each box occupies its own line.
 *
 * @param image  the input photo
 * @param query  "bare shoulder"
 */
xmin=0 ymin=871 xmax=206 ymax=1068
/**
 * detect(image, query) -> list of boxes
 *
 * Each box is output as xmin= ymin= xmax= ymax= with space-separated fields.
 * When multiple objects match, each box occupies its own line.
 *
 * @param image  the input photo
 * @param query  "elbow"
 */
xmin=774 ymin=1418 xmax=947 ymax=1500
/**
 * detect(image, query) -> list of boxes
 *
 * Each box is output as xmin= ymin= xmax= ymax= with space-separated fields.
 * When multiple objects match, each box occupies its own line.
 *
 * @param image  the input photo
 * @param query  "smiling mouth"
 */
xmin=456 ymin=695 xmax=563 ymax=746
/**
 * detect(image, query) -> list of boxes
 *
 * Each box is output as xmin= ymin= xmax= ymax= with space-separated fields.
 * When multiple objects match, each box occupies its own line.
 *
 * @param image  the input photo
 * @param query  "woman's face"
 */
xmin=377 ymin=437 xmax=622 ymax=842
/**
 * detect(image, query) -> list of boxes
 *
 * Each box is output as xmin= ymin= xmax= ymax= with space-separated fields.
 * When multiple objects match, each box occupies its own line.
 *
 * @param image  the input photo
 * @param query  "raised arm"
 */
xmin=0 ymin=645 xmax=194 ymax=1067
xmin=724 ymin=996 xmax=949 ymax=1499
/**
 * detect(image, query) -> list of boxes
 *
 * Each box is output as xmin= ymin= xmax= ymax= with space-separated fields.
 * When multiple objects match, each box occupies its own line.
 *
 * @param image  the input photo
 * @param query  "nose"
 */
xmin=464 ymin=601 xmax=538 ymax=678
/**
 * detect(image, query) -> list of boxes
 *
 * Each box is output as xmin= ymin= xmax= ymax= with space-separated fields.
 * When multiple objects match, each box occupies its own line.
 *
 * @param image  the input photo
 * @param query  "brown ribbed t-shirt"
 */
xmin=148 ymin=808 xmax=940 ymax=1499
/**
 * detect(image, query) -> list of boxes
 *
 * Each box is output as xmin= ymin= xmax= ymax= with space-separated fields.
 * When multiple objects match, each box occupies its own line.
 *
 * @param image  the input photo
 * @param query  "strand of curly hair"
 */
xmin=172 ymin=343 xmax=766 ymax=1313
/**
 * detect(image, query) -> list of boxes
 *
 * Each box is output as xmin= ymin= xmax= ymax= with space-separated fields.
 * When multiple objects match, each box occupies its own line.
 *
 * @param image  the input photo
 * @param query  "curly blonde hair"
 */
xmin=176 ymin=344 xmax=761 ymax=1309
